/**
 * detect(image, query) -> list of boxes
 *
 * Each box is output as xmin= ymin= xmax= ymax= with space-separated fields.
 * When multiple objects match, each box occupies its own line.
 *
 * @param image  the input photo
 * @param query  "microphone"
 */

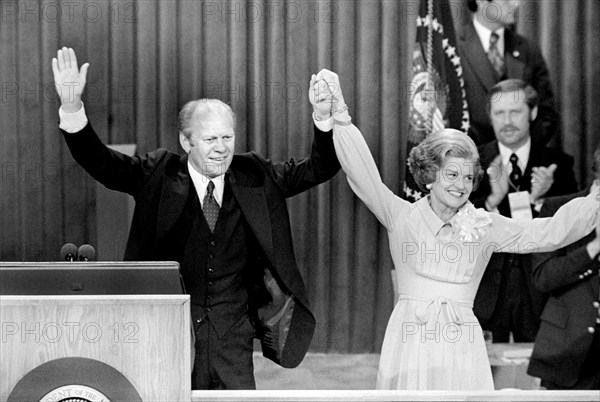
xmin=60 ymin=243 xmax=78 ymax=262
xmin=78 ymin=244 xmax=96 ymax=262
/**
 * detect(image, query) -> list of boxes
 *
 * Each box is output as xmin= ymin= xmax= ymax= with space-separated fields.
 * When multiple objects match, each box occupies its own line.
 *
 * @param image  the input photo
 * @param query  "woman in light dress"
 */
xmin=310 ymin=70 xmax=600 ymax=390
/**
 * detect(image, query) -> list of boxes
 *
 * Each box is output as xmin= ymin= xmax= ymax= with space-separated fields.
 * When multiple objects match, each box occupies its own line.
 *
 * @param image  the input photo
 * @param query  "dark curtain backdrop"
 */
xmin=0 ymin=0 xmax=598 ymax=353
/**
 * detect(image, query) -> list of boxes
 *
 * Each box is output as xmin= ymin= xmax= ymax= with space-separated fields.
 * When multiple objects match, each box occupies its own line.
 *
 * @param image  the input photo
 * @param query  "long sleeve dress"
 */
xmin=332 ymin=122 xmax=600 ymax=390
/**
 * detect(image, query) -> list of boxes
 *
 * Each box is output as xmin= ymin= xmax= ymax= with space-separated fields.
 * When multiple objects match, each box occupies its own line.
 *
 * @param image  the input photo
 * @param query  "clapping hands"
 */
xmin=486 ymin=154 xmax=510 ymax=209
xmin=530 ymin=164 xmax=557 ymax=202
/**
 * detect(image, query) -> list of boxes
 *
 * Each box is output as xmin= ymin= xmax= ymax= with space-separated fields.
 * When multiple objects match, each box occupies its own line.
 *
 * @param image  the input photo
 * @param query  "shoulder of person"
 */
xmin=506 ymin=29 xmax=544 ymax=58
xmin=538 ymin=190 xmax=586 ymax=217
xmin=477 ymin=141 xmax=499 ymax=165
xmin=230 ymin=152 xmax=268 ymax=177
xmin=140 ymin=148 xmax=181 ymax=175
xmin=533 ymin=144 xmax=574 ymax=165
xmin=455 ymin=22 xmax=472 ymax=40
xmin=232 ymin=151 xmax=264 ymax=166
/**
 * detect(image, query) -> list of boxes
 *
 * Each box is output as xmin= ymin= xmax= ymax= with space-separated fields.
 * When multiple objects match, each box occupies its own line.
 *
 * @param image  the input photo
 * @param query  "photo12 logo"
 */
xmin=1 ymin=1 xmax=137 ymax=24
xmin=1 ymin=321 xmax=139 ymax=344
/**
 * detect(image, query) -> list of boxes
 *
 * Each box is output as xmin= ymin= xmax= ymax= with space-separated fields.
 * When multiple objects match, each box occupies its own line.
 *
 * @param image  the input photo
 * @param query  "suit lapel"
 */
xmin=156 ymin=157 xmax=191 ymax=240
xmin=521 ymin=145 xmax=536 ymax=192
xmin=505 ymin=29 xmax=526 ymax=80
xmin=586 ymin=263 xmax=599 ymax=300
xmin=581 ymin=231 xmax=598 ymax=300
xmin=522 ymin=143 xmax=547 ymax=191
xmin=228 ymin=164 xmax=274 ymax=259
xmin=479 ymin=141 xmax=500 ymax=168
xmin=459 ymin=23 xmax=498 ymax=91
xmin=591 ymin=274 xmax=599 ymax=299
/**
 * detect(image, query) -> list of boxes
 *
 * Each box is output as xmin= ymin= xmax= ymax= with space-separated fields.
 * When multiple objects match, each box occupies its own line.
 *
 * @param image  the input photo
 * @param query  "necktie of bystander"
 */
xmin=488 ymin=32 xmax=505 ymax=78
xmin=509 ymin=153 xmax=522 ymax=191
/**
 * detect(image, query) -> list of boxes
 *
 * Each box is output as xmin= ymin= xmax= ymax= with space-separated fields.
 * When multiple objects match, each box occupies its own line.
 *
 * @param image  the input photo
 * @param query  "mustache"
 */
xmin=500 ymin=125 xmax=519 ymax=132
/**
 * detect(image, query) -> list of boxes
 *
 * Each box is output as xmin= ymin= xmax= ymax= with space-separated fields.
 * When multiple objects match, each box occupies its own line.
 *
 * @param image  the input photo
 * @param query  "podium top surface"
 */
xmin=0 ymin=261 xmax=184 ymax=296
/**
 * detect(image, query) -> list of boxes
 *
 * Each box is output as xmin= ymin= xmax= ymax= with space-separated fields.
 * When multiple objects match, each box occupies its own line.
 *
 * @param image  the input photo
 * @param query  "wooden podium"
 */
xmin=0 ymin=262 xmax=191 ymax=401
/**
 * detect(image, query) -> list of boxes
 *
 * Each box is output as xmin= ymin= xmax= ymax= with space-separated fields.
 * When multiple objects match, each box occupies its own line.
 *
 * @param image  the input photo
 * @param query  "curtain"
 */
xmin=0 ymin=0 xmax=597 ymax=352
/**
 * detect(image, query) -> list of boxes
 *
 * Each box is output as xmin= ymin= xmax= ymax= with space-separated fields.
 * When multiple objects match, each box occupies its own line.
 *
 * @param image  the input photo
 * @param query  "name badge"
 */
xmin=508 ymin=191 xmax=533 ymax=220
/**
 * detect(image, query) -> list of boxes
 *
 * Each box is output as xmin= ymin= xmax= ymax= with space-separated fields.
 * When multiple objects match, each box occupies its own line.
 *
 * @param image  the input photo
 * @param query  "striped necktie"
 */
xmin=488 ymin=32 xmax=505 ymax=78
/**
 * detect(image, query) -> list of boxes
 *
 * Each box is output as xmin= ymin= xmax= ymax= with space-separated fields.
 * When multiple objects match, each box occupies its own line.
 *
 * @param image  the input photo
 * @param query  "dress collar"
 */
xmin=416 ymin=196 xmax=471 ymax=236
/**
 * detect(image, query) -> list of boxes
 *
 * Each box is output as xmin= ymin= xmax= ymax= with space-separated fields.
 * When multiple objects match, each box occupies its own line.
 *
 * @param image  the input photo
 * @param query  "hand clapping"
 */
xmin=530 ymin=164 xmax=557 ymax=202
xmin=486 ymin=154 xmax=509 ymax=209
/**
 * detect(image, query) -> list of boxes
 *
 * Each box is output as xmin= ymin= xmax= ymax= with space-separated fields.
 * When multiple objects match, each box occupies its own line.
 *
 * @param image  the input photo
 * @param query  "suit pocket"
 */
xmin=540 ymin=302 xmax=567 ymax=329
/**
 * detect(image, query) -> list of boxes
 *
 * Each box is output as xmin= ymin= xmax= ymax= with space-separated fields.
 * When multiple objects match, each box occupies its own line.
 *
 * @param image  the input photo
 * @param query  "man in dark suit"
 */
xmin=457 ymin=0 xmax=559 ymax=145
xmin=528 ymin=145 xmax=600 ymax=389
xmin=470 ymin=79 xmax=577 ymax=342
xmin=51 ymin=48 xmax=340 ymax=389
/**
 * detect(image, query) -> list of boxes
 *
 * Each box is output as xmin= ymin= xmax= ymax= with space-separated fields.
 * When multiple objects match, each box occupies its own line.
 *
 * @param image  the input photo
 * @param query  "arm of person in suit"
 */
xmin=531 ymin=198 xmax=600 ymax=293
xmin=52 ymin=47 xmax=164 ymax=197
xmin=527 ymin=41 xmax=559 ymax=145
xmin=258 ymin=72 xmax=341 ymax=198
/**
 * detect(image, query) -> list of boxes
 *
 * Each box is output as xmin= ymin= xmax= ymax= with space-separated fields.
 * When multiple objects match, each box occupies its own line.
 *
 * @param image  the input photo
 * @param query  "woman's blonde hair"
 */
xmin=408 ymin=129 xmax=483 ymax=193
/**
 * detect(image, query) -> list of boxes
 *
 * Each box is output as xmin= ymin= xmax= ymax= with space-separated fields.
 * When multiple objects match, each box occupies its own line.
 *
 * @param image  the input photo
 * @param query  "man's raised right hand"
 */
xmin=52 ymin=47 xmax=89 ymax=113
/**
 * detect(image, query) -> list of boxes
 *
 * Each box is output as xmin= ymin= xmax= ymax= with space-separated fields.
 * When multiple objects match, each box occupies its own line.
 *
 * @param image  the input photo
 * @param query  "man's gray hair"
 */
xmin=178 ymin=99 xmax=236 ymax=139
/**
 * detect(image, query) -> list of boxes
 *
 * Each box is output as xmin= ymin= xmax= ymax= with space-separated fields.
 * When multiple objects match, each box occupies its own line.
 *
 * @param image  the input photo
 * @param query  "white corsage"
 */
xmin=452 ymin=203 xmax=492 ymax=242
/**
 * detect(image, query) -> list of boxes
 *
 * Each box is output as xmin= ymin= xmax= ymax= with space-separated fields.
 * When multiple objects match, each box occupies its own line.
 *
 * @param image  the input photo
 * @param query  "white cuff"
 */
xmin=313 ymin=113 xmax=334 ymax=132
xmin=59 ymin=103 xmax=88 ymax=133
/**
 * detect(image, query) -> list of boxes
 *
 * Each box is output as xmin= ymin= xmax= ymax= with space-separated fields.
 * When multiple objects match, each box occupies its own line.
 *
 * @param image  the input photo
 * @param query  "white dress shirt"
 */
xmin=473 ymin=16 xmax=505 ymax=56
xmin=188 ymin=164 xmax=225 ymax=208
xmin=497 ymin=137 xmax=531 ymax=175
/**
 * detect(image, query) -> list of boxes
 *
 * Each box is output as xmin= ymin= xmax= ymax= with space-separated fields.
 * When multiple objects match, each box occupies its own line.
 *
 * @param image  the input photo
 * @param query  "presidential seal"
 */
xmin=40 ymin=385 xmax=110 ymax=402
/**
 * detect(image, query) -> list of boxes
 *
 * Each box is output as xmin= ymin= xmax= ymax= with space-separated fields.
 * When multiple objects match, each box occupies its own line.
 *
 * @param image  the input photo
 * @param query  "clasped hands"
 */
xmin=309 ymin=69 xmax=349 ymax=124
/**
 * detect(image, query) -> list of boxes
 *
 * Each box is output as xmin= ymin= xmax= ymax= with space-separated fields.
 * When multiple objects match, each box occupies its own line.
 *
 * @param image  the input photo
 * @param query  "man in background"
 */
xmin=470 ymin=79 xmax=577 ymax=342
xmin=528 ymin=145 xmax=600 ymax=390
xmin=457 ymin=0 xmax=559 ymax=145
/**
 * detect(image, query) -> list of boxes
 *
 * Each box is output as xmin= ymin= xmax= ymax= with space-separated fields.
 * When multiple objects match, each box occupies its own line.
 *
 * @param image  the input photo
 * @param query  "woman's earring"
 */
xmin=425 ymin=183 xmax=432 ymax=190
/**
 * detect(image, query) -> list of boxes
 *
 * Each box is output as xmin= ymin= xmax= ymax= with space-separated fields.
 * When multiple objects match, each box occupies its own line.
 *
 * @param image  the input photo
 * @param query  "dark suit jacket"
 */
xmin=457 ymin=22 xmax=559 ymax=146
xmin=62 ymin=122 xmax=340 ymax=368
xmin=527 ymin=189 xmax=600 ymax=387
xmin=471 ymin=140 xmax=577 ymax=324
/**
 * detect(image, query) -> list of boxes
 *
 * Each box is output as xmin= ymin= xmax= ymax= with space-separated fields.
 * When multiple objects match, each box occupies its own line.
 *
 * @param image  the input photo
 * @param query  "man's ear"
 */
xmin=180 ymin=133 xmax=191 ymax=153
xmin=530 ymin=106 xmax=538 ymax=122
